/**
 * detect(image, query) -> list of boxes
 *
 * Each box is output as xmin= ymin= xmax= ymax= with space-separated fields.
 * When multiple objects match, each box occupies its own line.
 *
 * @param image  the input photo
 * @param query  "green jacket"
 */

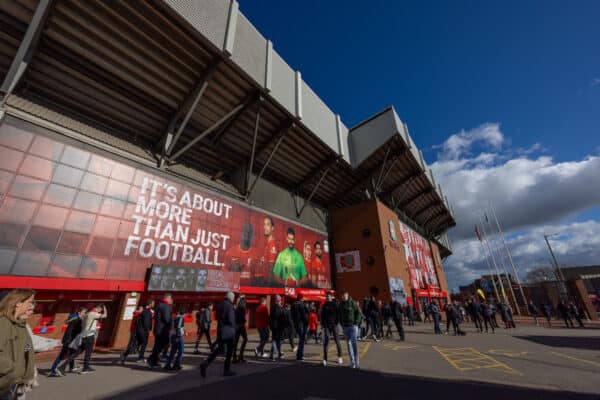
xmin=338 ymin=298 xmax=362 ymax=327
xmin=0 ymin=317 xmax=35 ymax=396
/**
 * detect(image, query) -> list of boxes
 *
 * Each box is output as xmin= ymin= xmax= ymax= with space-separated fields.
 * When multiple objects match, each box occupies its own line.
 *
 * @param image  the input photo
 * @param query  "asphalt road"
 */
xmin=29 ymin=322 xmax=600 ymax=400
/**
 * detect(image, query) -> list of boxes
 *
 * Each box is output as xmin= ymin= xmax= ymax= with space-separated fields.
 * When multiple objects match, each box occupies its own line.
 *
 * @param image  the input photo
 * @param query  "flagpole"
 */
xmin=491 ymin=202 xmax=529 ymax=315
xmin=475 ymin=224 xmax=501 ymax=302
xmin=479 ymin=215 xmax=506 ymax=301
xmin=486 ymin=210 xmax=521 ymax=315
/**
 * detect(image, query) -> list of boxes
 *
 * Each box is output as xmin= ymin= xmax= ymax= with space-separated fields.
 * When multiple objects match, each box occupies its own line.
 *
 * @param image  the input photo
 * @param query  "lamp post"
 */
xmin=543 ymin=233 xmax=566 ymax=281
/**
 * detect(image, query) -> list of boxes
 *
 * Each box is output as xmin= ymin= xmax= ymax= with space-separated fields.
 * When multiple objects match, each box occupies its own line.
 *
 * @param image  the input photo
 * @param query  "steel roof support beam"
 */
xmin=244 ymin=98 xmax=262 ymax=194
xmin=412 ymin=200 xmax=443 ymax=220
xmin=168 ymin=93 xmax=253 ymax=163
xmin=210 ymin=93 xmax=259 ymax=146
xmin=245 ymin=124 xmax=292 ymax=199
xmin=373 ymin=146 xmax=391 ymax=192
xmin=375 ymin=156 xmax=400 ymax=194
xmin=381 ymin=172 xmax=419 ymax=199
xmin=423 ymin=210 xmax=447 ymax=228
xmin=297 ymin=167 xmax=330 ymax=218
xmin=297 ymin=156 xmax=338 ymax=189
xmin=0 ymin=0 xmax=54 ymax=110
xmin=159 ymin=59 xmax=220 ymax=167
xmin=399 ymin=187 xmax=434 ymax=210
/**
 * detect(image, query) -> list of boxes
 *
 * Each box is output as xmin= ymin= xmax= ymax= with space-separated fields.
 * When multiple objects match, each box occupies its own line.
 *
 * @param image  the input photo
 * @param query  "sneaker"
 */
xmin=80 ymin=367 xmax=95 ymax=374
xmin=69 ymin=366 xmax=82 ymax=374
xmin=136 ymin=358 xmax=147 ymax=364
xmin=223 ymin=370 xmax=236 ymax=377
xmin=57 ymin=366 xmax=67 ymax=376
xmin=47 ymin=369 xmax=63 ymax=377
xmin=200 ymin=363 xmax=207 ymax=378
xmin=254 ymin=348 xmax=260 ymax=358
xmin=292 ymin=346 xmax=298 ymax=353
xmin=338 ymin=357 xmax=343 ymax=365
xmin=322 ymin=360 xmax=327 ymax=366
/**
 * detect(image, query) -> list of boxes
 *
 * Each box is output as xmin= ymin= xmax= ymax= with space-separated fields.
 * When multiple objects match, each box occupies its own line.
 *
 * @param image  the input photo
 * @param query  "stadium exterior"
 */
xmin=0 ymin=0 xmax=455 ymax=347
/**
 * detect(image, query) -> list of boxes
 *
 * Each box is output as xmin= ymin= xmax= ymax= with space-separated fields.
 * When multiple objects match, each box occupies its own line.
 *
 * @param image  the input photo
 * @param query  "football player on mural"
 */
xmin=256 ymin=216 xmax=277 ymax=286
xmin=272 ymin=227 xmax=307 ymax=287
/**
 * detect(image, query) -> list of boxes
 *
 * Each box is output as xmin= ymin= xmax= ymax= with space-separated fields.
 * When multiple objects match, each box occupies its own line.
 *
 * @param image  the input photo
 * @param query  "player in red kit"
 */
xmin=303 ymin=241 xmax=313 ymax=285
xmin=258 ymin=216 xmax=277 ymax=287
xmin=311 ymin=241 xmax=327 ymax=288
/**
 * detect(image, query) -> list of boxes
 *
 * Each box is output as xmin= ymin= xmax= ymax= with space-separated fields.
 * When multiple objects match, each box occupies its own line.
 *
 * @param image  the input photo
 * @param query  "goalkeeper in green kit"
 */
xmin=272 ymin=227 xmax=308 ymax=287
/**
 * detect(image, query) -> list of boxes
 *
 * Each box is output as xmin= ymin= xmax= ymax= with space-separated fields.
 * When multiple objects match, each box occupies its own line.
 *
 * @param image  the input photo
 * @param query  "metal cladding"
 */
xmin=0 ymin=0 xmax=455 ymax=254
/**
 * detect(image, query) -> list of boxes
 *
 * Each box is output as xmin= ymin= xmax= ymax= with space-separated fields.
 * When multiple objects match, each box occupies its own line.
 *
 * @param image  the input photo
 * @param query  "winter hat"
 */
xmin=274 ymin=294 xmax=282 ymax=302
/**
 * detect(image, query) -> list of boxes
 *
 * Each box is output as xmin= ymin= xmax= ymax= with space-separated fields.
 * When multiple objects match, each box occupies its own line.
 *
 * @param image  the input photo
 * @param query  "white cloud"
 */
xmin=433 ymin=123 xmax=600 ymax=289
xmin=591 ymin=77 xmax=600 ymax=87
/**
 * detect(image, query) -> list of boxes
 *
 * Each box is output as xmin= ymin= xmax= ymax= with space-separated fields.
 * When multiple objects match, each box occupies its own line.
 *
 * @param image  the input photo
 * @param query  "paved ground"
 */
xmin=29 ymin=321 xmax=600 ymax=400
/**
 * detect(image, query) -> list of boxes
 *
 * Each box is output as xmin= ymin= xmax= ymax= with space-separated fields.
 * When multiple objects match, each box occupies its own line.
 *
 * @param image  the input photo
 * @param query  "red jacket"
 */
xmin=255 ymin=304 xmax=269 ymax=329
xmin=309 ymin=312 xmax=319 ymax=331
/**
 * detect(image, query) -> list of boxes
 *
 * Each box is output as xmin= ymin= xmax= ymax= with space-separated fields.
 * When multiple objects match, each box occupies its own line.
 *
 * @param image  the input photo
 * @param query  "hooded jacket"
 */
xmin=0 ymin=317 xmax=35 ymax=396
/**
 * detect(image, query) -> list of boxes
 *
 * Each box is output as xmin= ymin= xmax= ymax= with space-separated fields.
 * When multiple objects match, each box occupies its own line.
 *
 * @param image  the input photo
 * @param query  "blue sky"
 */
xmin=239 ymin=1 xmax=600 ymax=289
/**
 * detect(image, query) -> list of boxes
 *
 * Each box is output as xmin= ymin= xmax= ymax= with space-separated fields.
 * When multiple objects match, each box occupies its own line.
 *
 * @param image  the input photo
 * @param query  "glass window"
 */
xmin=60 ymin=146 xmax=90 ymax=170
xmin=87 ymin=154 xmax=115 ymax=177
xmin=80 ymin=172 xmax=108 ymax=194
xmin=12 ymin=251 xmax=52 ymax=276
xmin=28 ymin=135 xmax=64 ymax=161
xmin=0 ymin=124 xmax=34 ymax=151
xmin=43 ymin=184 xmax=77 ymax=207
xmin=0 ymin=146 xmax=24 ymax=172
xmin=52 ymin=164 xmax=84 ymax=188
xmin=64 ymin=211 xmax=96 ymax=234
xmin=112 ymin=238 xmax=133 ymax=259
xmin=8 ymin=174 xmax=47 ymax=201
xmin=0 ymin=248 xmax=17 ymax=274
xmin=99 ymin=197 xmax=125 ymax=218
xmin=72 ymin=191 xmax=102 ymax=213
xmin=18 ymin=155 xmax=55 ymax=181
xmin=79 ymin=256 xmax=108 ymax=279
xmin=0 ymin=197 xmax=38 ymax=224
xmin=57 ymin=231 xmax=89 ymax=254
xmin=33 ymin=205 xmax=68 ymax=229
xmin=93 ymin=216 xmax=120 ymax=236
xmin=105 ymin=180 xmax=130 ymax=201
xmin=22 ymin=226 xmax=61 ymax=251
xmin=0 ymin=223 xmax=27 ymax=247
xmin=48 ymin=254 xmax=83 ymax=278
xmin=106 ymin=259 xmax=130 ymax=279
xmin=87 ymin=236 xmax=115 ymax=256
xmin=111 ymin=164 xmax=135 ymax=184
xmin=0 ymin=170 xmax=13 ymax=193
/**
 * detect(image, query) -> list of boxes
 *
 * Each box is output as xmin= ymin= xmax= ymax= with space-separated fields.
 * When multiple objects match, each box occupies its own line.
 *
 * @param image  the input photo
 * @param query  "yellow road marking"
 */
xmin=489 ymin=349 xmax=529 ymax=358
xmin=433 ymin=346 xmax=522 ymax=375
xmin=551 ymin=352 xmax=600 ymax=367
xmin=359 ymin=341 xmax=371 ymax=359
xmin=383 ymin=343 xmax=417 ymax=351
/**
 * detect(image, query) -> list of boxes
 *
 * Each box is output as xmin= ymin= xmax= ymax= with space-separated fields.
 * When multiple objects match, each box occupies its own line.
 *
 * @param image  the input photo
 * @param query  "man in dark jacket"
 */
xmin=390 ymin=296 xmax=405 ymax=341
xmin=321 ymin=292 xmax=342 ymax=366
xmin=467 ymin=300 xmax=483 ymax=333
xmin=339 ymin=291 xmax=362 ymax=369
xmin=291 ymin=294 xmax=309 ymax=361
xmin=48 ymin=307 xmax=86 ymax=376
xmin=269 ymin=295 xmax=286 ymax=361
xmin=200 ymin=292 xmax=236 ymax=378
xmin=119 ymin=305 xmax=144 ymax=365
xmin=193 ymin=303 xmax=213 ymax=354
xmin=557 ymin=300 xmax=574 ymax=328
xmin=148 ymin=294 xmax=173 ymax=368
xmin=136 ymin=300 xmax=154 ymax=362
xmin=233 ymin=295 xmax=248 ymax=363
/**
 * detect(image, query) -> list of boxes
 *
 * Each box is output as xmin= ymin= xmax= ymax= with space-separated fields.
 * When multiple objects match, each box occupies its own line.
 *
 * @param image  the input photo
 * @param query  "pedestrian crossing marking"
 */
xmin=433 ymin=346 xmax=522 ymax=375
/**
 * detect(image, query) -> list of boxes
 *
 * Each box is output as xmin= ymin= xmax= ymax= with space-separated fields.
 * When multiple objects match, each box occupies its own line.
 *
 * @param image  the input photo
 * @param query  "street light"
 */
xmin=543 ymin=233 xmax=566 ymax=281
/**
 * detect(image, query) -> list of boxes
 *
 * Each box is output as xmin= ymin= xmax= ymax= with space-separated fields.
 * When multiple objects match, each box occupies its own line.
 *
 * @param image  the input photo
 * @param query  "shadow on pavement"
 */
xmin=101 ymin=363 xmax=597 ymax=400
xmin=515 ymin=335 xmax=600 ymax=351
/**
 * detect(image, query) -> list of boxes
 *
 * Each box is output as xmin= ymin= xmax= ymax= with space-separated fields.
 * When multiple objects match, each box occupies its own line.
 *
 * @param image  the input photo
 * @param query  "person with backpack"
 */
xmin=164 ymin=309 xmax=186 ymax=371
xmin=291 ymin=294 xmax=309 ymax=362
xmin=193 ymin=303 xmax=213 ymax=354
xmin=339 ymin=291 xmax=362 ymax=369
xmin=321 ymin=292 xmax=343 ymax=366
xmin=200 ymin=292 xmax=236 ymax=378
xmin=390 ymin=296 xmax=405 ymax=341
xmin=48 ymin=307 xmax=86 ymax=376
xmin=233 ymin=295 xmax=248 ymax=363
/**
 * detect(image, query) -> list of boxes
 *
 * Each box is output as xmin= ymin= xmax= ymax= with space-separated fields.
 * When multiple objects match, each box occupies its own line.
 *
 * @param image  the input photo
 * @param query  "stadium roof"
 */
xmin=0 ymin=0 xmax=455 ymax=246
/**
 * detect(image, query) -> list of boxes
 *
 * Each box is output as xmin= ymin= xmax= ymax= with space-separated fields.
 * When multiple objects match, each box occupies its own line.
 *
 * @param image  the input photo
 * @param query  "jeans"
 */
xmin=296 ymin=325 xmax=307 ymax=360
xmin=62 ymin=335 xmax=95 ymax=370
xmin=393 ymin=318 xmax=405 ymax=340
xmin=204 ymin=338 xmax=234 ymax=372
xmin=194 ymin=328 xmax=212 ymax=350
xmin=323 ymin=324 xmax=342 ymax=361
xmin=483 ymin=316 xmax=495 ymax=333
xmin=51 ymin=345 xmax=73 ymax=371
xmin=270 ymin=335 xmax=282 ymax=359
xmin=433 ymin=314 xmax=442 ymax=333
xmin=256 ymin=327 xmax=270 ymax=354
xmin=165 ymin=336 xmax=185 ymax=368
xmin=343 ymin=325 xmax=359 ymax=367
xmin=234 ymin=325 xmax=248 ymax=360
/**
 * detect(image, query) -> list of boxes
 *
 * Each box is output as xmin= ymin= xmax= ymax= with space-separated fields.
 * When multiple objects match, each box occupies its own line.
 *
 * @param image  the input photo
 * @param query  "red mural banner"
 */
xmin=0 ymin=123 xmax=331 ymax=290
xmin=398 ymin=221 xmax=439 ymax=290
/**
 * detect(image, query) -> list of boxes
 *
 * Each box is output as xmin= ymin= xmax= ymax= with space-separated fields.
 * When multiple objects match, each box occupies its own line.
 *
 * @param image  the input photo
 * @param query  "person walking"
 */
xmin=61 ymin=303 xmax=107 ymax=374
xmin=135 ymin=300 xmax=154 ymax=363
xmin=490 ymin=301 xmax=500 ymax=328
xmin=200 ymin=292 xmax=236 ymax=378
xmin=193 ymin=303 xmax=213 ymax=354
xmin=308 ymin=307 xmax=320 ymax=344
xmin=390 ymin=296 xmax=406 ymax=341
xmin=556 ymin=300 xmax=573 ymax=328
xmin=164 ymin=309 xmax=186 ymax=371
xmin=569 ymin=302 xmax=584 ymax=328
xmin=541 ymin=303 xmax=552 ymax=327
xmin=501 ymin=302 xmax=516 ymax=329
xmin=233 ymin=295 xmax=248 ymax=363
xmin=321 ymin=292 xmax=343 ymax=366
xmin=291 ymin=294 xmax=309 ymax=362
xmin=429 ymin=301 xmax=442 ymax=334
xmin=48 ymin=307 xmax=85 ymax=376
xmin=254 ymin=297 xmax=270 ymax=358
xmin=406 ymin=304 xmax=415 ymax=326
xmin=339 ymin=291 xmax=362 ymax=369
xmin=366 ymin=296 xmax=381 ymax=342
xmin=0 ymin=289 xmax=36 ymax=400
xmin=282 ymin=302 xmax=297 ymax=353
xmin=119 ymin=305 xmax=143 ymax=365
xmin=444 ymin=302 xmax=458 ymax=335
xmin=467 ymin=300 xmax=483 ymax=333
xmin=482 ymin=301 xmax=495 ymax=334
xmin=269 ymin=295 xmax=286 ymax=361
xmin=148 ymin=294 xmax=173 ymax=368
xmin=382 ymin=302 xmax=393 ymax=338
xmin=527 ymin=300 xmax=539 ymax=326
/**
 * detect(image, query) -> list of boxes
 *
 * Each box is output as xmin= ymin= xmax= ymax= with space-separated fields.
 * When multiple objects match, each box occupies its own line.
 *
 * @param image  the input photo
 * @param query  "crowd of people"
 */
xmin=0 ymin=287 xmax=594 ymax=398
